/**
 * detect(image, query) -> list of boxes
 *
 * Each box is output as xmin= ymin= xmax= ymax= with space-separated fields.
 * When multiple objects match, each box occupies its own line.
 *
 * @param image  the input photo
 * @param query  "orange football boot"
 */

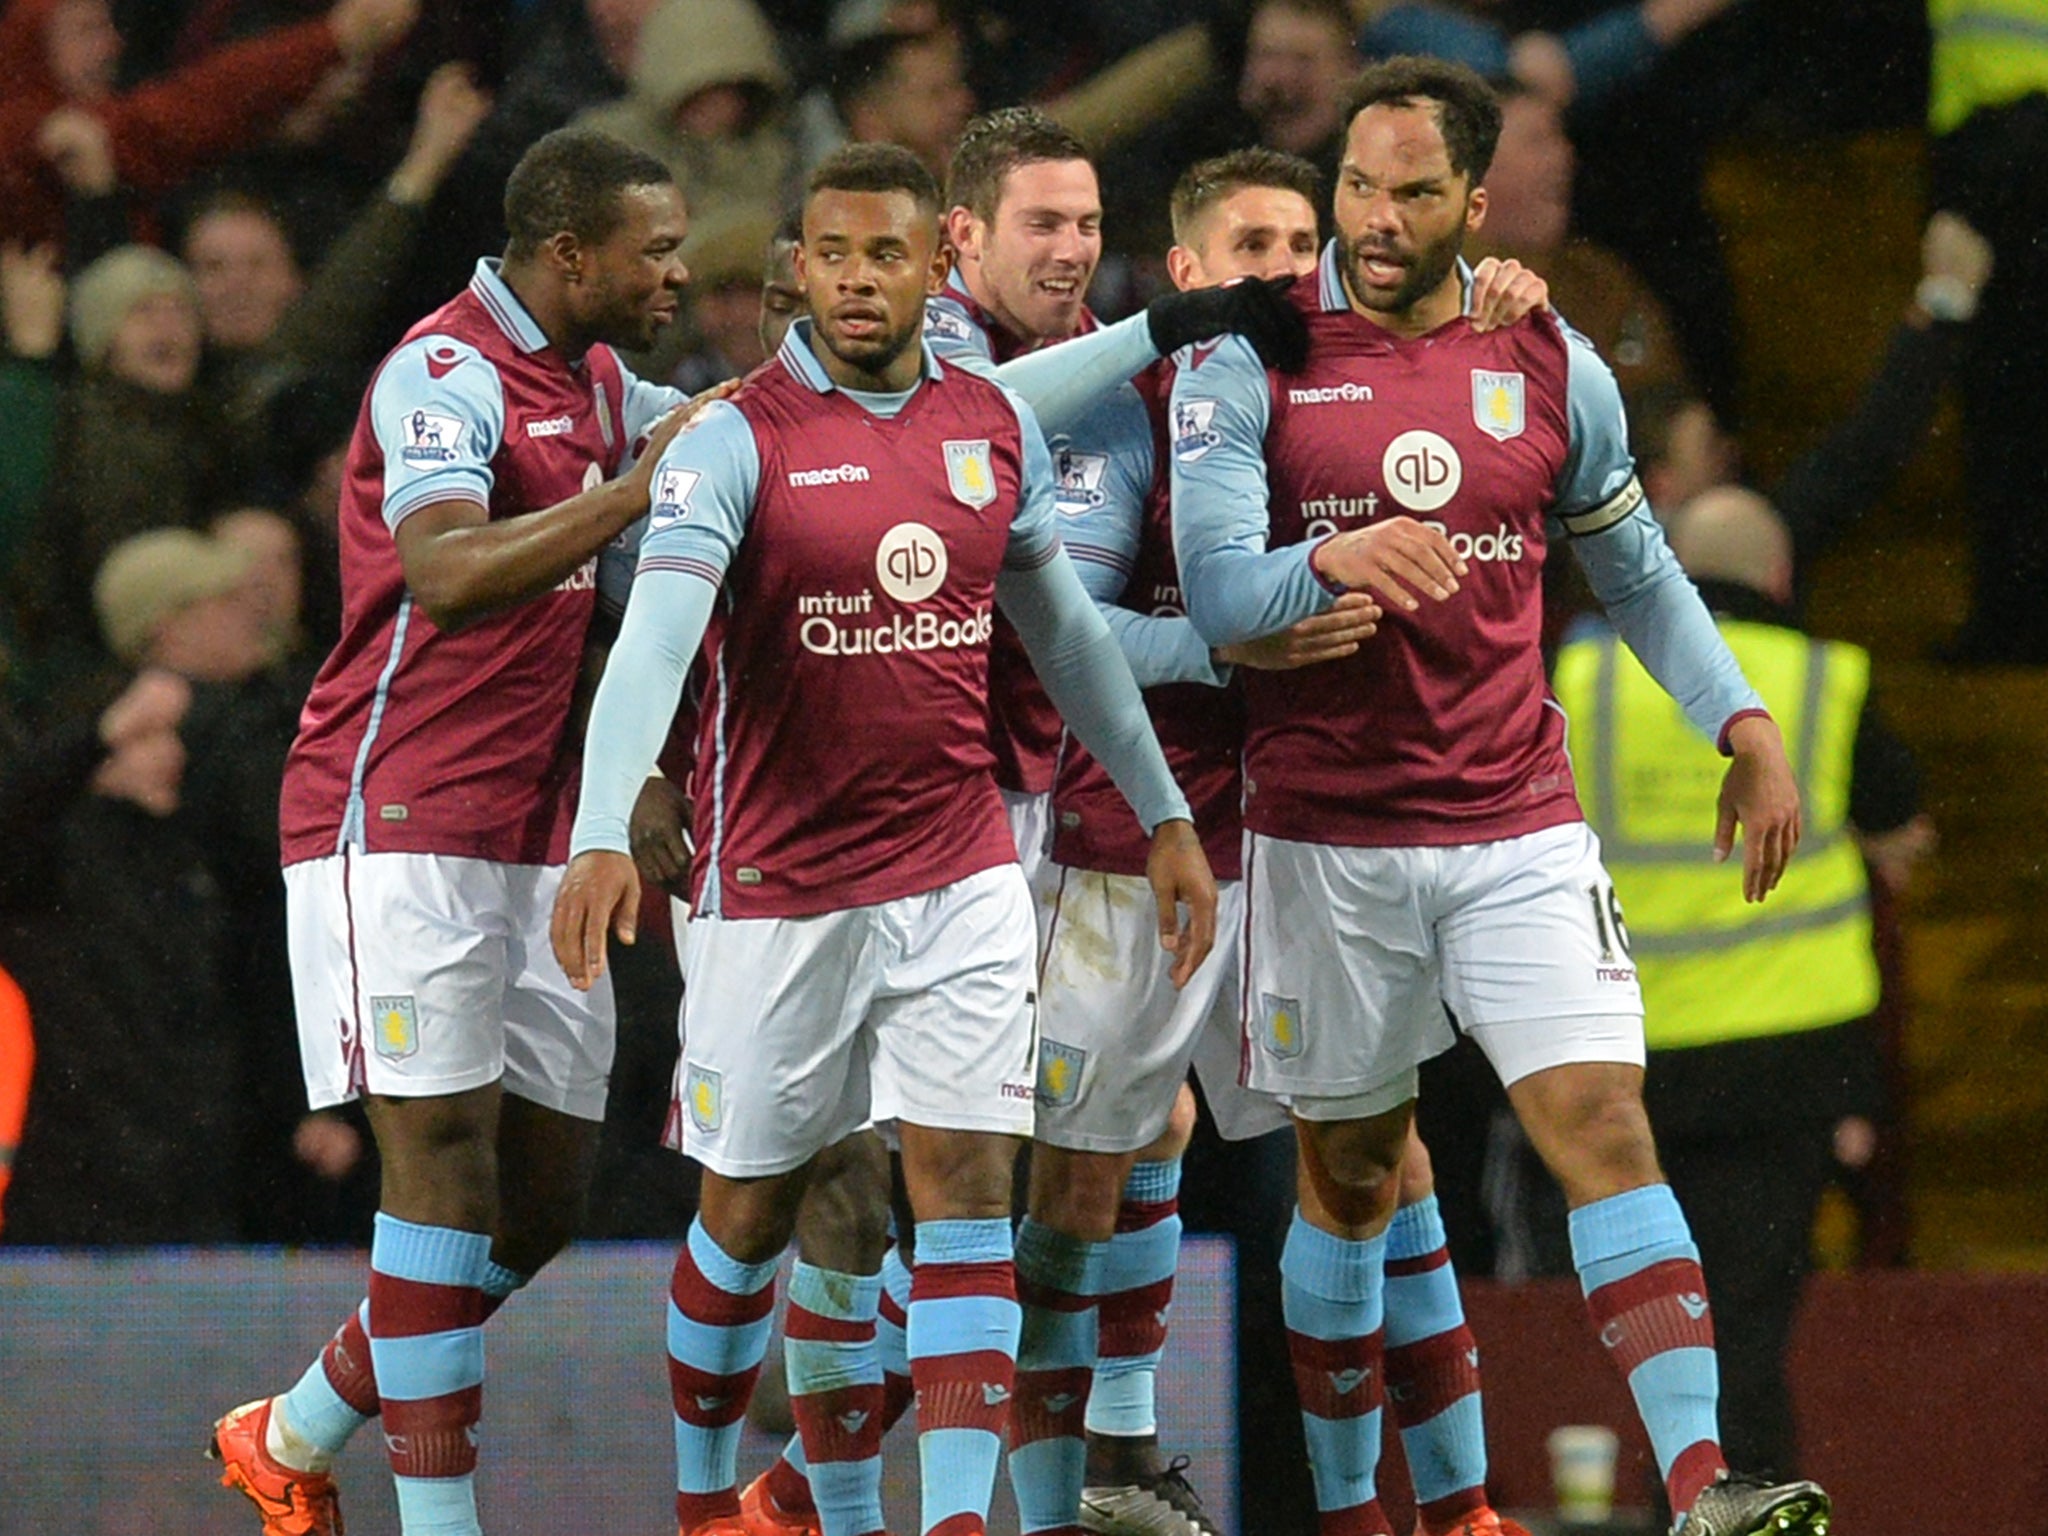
xmin=740 ymin=1470 xmax=824 ymax=1536
xmin=209 ymin=1397 xmax=345 ymax=1535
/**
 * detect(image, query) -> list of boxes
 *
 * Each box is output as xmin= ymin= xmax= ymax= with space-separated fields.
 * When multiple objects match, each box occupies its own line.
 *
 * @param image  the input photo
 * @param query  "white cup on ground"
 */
xmin=1547 ymin=1423 xmax=1620 ymax=1524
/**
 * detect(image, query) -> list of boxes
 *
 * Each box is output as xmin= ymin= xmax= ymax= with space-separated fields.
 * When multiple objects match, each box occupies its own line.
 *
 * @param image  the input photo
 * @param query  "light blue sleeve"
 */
xmin=573 ymin=405 xmax=760 ymax=855
xmin=992 ymin=314 xmax=1160 ymax=438
xmin=1169 ymin=335 xmax=1335 ymax=645
xmin=1556 ymin=329 xmax=1765 ymax=745
xmin=368 ymin=335 xmax=504 ymax=530
xmin=1055 ymin=385 xmax=1225 ymax=689
xmin=618 ymin=359 xmax=686 ymax=469
xmin=1001 ymin=390 xmax=1064 ymax=572
xmin=923 ymin=292 xmax=996 ymax=364
xmin=634 ymin=400 xmax=761 ymax=584
xmin=996 ymin=547 xmax=1192 ymax=834
xmin=570 ymin=569 xmax=721 ymax=857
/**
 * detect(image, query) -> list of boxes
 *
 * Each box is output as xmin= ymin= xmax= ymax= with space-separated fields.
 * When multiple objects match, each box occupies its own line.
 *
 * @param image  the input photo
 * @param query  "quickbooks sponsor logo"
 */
xmin=1288 ymin=381 xmax=1374 ymax=405
xmin=1422 ymin=519 xmax=1525 ymax=563
xmin=787 ymin=462 xmax=872 ymax=487
xmin=799 ymin=605 xmax=993 ymax=657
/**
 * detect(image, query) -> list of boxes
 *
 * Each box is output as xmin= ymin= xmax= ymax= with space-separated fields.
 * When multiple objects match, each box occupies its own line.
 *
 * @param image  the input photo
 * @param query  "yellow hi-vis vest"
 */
xmin=1554 ymin=621 xmax=1880 ymax=1050
xmin=1929 ymin=0 xmax=2048 ymax=135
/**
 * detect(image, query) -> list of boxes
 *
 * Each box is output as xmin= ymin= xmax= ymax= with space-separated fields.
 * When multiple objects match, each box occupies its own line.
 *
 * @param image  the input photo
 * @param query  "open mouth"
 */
xmin=832 ymin=305 xmax=887 ymax=339
xmin=1355 ymin=251 xmax=1409 ymax=287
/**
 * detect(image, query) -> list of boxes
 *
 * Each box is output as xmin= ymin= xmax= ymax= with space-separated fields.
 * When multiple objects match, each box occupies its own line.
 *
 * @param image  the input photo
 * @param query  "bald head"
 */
xmin=1665 ymin=486 xmax=1793 ymax=605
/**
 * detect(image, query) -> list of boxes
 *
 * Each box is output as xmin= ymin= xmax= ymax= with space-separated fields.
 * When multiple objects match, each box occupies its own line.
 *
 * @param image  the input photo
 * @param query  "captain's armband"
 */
xmin=1558 ymin=474 xmax=1645 ymax=538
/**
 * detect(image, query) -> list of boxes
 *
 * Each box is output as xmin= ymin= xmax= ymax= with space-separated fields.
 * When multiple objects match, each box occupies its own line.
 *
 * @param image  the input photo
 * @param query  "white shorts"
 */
xmin=1242 ymin=822 xmax=1645 ymax=1116
xmin=669 ymin=864 xmax=1038 ymax=1177
xmin=1034 ymin=872 xmax=1286 ymax=1152
xmin=1002 ymin=787 xmax=1055 ymax=904
xmin=285 ymin=851 xmax=616 ymax=1121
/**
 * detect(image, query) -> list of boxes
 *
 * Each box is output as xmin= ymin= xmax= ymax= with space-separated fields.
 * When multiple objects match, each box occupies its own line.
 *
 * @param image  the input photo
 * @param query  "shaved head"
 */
xmin=1666 ymin=486 xmax=1793 ymax=604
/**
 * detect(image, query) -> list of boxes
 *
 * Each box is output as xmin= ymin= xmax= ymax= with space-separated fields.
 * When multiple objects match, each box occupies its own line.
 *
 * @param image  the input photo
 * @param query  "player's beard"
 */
xmin=1341 ymin=221 xmax=1465 ymax=320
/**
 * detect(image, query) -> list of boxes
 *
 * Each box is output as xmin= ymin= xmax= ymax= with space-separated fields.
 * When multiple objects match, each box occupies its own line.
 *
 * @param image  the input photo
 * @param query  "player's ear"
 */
xmin=545 ymin=230 xmax=584 ymax=282
xmin=943 ymin=204 xmax=978 ymax=260
xmin=1465 ymin=183 xmax=1488 ymax=234
xmin=926 ymin=230 xmax=954 ymax=295
xmin=1165 ymin=244 xmax=1200 ymax=292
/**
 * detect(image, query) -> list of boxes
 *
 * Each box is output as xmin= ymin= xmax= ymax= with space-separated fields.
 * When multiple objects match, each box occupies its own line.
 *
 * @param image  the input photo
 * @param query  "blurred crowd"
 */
xmin=0 ymin=0 xmax=2037 ymax=1250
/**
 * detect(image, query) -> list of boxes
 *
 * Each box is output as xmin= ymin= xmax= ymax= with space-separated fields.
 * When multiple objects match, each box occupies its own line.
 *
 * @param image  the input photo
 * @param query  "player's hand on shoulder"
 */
xmin=629 ymin=379 xmax=739 ymax=491
xmin=1715 ymin=714 xmax=1802 ymax=903
xmin=630 ymin=774 xmax=694 ymax=892
xmin=1311 ymin=518 xmax=1467 ymax=612
xmin=1467 ymin=256 xmax=1548 ymax=332
xmin=1218 ymin=591 xmax=1380 ymax=670
xmin=552 ymin=850 xmax=640 ymax=990
xmin=1147 ymin=274 xmax=1309 ymax=373
xmin=1146 ymin=819 xmax=1217 ymax=990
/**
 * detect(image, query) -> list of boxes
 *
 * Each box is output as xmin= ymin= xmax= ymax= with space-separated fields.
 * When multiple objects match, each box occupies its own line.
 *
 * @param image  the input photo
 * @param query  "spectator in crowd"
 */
xmin=1631 ymin=212 xmax=1994 ymax=593
xmin=1355 ymin=0 xmax=1746 ymax=113
xmin=7 ymin=246 xmax=237 ymax=684
xmin=662 ymin=209 xmax=784 ymax=391
xmin=403 ymin=0 xmax=665 ymax=312
xmin=243 ymin=366 xmax=360 ymax=655
xmin=1925 ymin=0 xmax=2048 ymax=663
xmin=9 ymin=246 xmax=238 ymax=693
xmin=1553 ymin=486 xmax=1922 ymax=1479
xmin=1471 ymin=81 xmax=1694 ymax=402
xmin=213 ymin=507 xmax=310 ymax=666
xmin=92 ymin=526 xmax=274 ymax=684
xmin=181 ymin=59 xmax=494 ymax=426
xmin=1238 ymin=0 xmax=1359 ymax=165
xmin=811 ymin=6 xmax=976 ymax=175
xmin=574 ymin=0 xmax=798 ymax=234
xmin=0 ymin=616 xmax=238 ymax=1244
xmin=0 ymin=0 xmax=419 ymax=253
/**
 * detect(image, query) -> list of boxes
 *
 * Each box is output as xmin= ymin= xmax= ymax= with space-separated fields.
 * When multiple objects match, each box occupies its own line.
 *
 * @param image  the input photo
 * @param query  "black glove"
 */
xmin=1145 ymin=275 xmax=1309 ymax=373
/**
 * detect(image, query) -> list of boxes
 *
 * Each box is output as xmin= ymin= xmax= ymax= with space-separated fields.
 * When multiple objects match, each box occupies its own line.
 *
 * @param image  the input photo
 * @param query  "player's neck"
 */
xmin=498 ymin=259 xmax=592 ymax=360
xmin=1347 ymin=270 xmax=1464 ymax=339
xmin=806 ymin=328 xmax=924 ymax=394
xmin=959 ymin=266 xmax=1059 ymax=353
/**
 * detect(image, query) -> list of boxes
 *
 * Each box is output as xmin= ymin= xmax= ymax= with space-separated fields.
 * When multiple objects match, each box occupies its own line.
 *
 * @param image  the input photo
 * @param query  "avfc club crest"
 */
xmin=1260 ymin=992 xmax=1306 ymax=1061
xmin=1036 ymin=1039 xmax=1087 ymax=1108
xmin=943 ymin=439 xmax=997 ymax=509
xmin=1053 ymin=446 xmax=1109 ymax=516
xmin=368 ymin=994 xmax=419 ymax=1061
xmin=1471 ymin=369 xmax=1526 ymax=442
xmin=684 ymin=1061 xmax=724 ymax=1133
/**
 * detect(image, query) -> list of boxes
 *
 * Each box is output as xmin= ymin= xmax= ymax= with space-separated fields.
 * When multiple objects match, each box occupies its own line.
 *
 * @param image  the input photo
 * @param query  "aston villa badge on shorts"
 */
xmin=1471 ymin=370 xmax=1525 ymax=442
xmin=944 ymin=439 xmax=997 ymax=509
xmin=368 ymin=994 xmax=419 ymax=1061
xmin=684 ymin=1061 xmax=724 ymax=1133
xmin=1036 ymin=1039 xmax=1087 ymax=1109
xmin=1260 ymin=993 xmax=1306 ymax=1060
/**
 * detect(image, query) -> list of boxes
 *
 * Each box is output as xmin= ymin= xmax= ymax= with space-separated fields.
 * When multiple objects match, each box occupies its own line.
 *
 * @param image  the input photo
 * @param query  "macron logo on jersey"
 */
xmin=1288 ymin=381 xmax=1375 ymax=406
xmin=424 ymin=345 xmax=464 ymax=380
xmin=400 ymin=410 xmax=464 ymax=465
xmin=526 ymin=414 xmax=575 ymax=438
xmin=787 ymin=462 xmax=871 ymax=488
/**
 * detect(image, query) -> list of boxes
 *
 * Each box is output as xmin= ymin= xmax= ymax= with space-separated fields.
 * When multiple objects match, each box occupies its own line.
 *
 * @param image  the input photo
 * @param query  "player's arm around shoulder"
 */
xmin=386 ymin=347 xmax=710 ymax=633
